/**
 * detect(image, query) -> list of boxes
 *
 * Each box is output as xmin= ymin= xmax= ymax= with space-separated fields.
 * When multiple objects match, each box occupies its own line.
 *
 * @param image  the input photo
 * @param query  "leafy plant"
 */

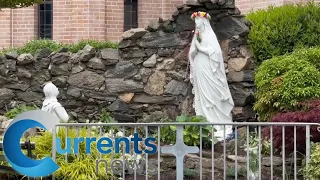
xmin=301 ymin=142 xmax=320 ymax=179
xmin=184 ymin=168 xmax=197 ymax=177
xmin=262 ymin=105 xmax=320 ymax=154
xmin=247 ymin=2 xmax=320 ymax=63
xmin=29 ymin=127 xmax=119 ymax=180
xmin=98 ymin=109 xmax=119 ymax=134
xmin=0 ymin=39 xmax=118 ymax=56
xmin=254 ymin=50 xmax=320 ymax=121
xmin=5 ymin=104 xmax=39 ymax=119
xmin=226 ymin=167 xmax=246 ymax=177
xmin=0 ymin=0 xmax=42 ymax=9
xmin=157 ymin=114 xmax=218 ymax=149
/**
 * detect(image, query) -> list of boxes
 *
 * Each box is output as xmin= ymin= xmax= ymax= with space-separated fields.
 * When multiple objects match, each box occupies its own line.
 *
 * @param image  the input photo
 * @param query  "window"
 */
xmin=38 ymin=0 xmax=53 ymax=39
xmin=124 ymin=0 xmax=138 ymax=31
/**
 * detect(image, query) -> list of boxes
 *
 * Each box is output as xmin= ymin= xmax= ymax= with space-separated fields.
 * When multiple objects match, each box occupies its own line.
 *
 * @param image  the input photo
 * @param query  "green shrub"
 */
xmin=157 ymin=114 xmax=218 ymax=148
xmin=5 ymin=104 xmax=39 ymax=119
xmin=30 ymin=127 xmax=119 ymax=180
xmin=302 ymin=142 xmax=320 ymax=179
xmin=254 ymin=49 xmax=320 ymax=121
xmin=0 ymin=39 xmax=118 ymax=55
xmin=246 ymin=2 xmax=320 ymax=63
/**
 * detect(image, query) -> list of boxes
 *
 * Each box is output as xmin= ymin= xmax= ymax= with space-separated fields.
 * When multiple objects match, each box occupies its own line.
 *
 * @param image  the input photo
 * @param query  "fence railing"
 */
xmin=51 ymin=122 xmax=320 ymax=180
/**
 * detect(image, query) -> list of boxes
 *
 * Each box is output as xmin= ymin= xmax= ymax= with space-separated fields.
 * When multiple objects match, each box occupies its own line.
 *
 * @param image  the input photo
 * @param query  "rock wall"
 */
xmin=0 ymin=0 xmax=255 ymax=123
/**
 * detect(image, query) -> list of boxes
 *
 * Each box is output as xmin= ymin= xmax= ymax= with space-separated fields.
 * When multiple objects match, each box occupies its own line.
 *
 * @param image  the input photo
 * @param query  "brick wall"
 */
xmin=0 ymin=0 xmax=320 ymax=48
xmin=0 ymin=6 xmax=37 ymax=49
xmin=105 ymin=0 xmax=124 ymax=42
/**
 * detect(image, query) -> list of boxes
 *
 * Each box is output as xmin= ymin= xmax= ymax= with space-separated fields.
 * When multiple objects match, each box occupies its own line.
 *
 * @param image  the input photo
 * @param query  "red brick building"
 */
xmin=0 ymin=0 xmax=317 ymax=49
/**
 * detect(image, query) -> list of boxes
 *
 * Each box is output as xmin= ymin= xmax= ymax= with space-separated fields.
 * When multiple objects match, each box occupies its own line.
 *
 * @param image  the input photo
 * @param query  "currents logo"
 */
xmin=3 ymin=110 xmax=60 ymax=177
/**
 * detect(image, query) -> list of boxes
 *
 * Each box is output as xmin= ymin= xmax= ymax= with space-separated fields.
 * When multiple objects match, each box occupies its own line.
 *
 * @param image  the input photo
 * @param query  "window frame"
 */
xmin=124 ymin=0 xmax=138 ymax=32
xmin=38 ymin=0 xmax=53 ymax=39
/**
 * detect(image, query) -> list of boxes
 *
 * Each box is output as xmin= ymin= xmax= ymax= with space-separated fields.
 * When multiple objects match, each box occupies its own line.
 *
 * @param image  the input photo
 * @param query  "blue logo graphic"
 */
xmin=3 ymin=110 xmax=60 ymax=177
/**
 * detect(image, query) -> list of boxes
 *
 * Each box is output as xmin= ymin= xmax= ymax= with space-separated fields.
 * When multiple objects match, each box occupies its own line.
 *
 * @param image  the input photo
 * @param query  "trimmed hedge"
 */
xmin=246 ymin=2 xmax=320 ymax=63
xmin=254 ymin=47 xmax=320 ymax=121
xmin=0 ymin=39 xmax=118 ymax=55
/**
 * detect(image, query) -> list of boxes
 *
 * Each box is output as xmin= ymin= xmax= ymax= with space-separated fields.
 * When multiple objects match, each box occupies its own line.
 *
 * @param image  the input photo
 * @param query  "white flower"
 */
xmin=116 ymin=131 xmax=124 ymax=137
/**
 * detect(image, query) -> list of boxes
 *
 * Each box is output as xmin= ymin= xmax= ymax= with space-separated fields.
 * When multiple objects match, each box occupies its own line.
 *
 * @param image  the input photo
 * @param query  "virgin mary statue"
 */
xmin=188 ymin=11 xmax=234 ymax=141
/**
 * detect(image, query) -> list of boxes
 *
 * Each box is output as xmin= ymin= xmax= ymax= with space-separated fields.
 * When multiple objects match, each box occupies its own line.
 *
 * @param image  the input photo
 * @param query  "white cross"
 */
xmin=161 ymin=125 xmax=200 ymax=180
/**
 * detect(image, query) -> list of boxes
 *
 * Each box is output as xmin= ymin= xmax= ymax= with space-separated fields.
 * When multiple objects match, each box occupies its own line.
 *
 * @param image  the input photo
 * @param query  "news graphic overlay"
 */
xmin=3 ymin=110 xmax=60 ymax=177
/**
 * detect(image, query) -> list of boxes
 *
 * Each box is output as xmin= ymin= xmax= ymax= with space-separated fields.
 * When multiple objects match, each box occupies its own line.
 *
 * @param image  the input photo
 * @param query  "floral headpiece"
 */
xmin=191 ymin=11 xmax=211 ymax=20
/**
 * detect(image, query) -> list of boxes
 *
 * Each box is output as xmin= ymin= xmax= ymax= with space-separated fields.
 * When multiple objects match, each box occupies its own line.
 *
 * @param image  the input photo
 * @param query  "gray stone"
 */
xmin=67 ymin=87 xmax=82 ymax=98
xmin=51 ymin=52 xmax=70 ymax=65
xmin=111 ymin=112 xmax=134 ymax=123
xmin=164 ymin=80 xmax=188 ymax=96
xmin=0 ymin=65 xmax=9 ymax=77
xmin=228 ymin=57 xmax=251 ymax=72
xmin=143 ymin=111 xmax=168 ymax=123
xmin=107 ymin=100 xmax=130 ymax=112
xmin=71 ymin=63 xmax=86 ymax=74
xmin=232 ymin=106 xmax=255 ymax=122
xmin=230 ymin=86 xmax=254 ymax=106
xmin=121 ymin=48 xmax=146 ymax=59
xmin=157 ymin=58 xmax=175 ymax=70
xmin=133 ymin=94 xmax=176 ymax=105
xmin=118 ymin=39 xmax=135 ymax=49
xmin=162 ymin=20 xmax=175 ymax=33
xmin=34 ymin=58 xmax=51 ymax=70
xmin=139 ymin=68 xmax=152 ymax=83
xmin=158 ymin=48 xmax=174 ymax=57
xmin=186 ymin=0 xmax=204 ymax=6
xmin=82 ymin=90 xmax=117 ymax=101
xmin=78 ymin=45 xmax=96 ymax=62
xmin=5 ymin=51 xmax=19 ymax=59
xmin=0 ymin=88 xmax=15 ymax=100
xmin=68 ymin=71 xmax=105 ymax=90
xmin=5 ymin=84 xmax=30 ymax=91
xmin=121 ymin=28 xmax=147 ymax=40
xmin=17 ymin=68 xmax=32 ymax=78
xmin=145 ymin=49 xmax=157 ymax=57
xmin=166 ymin=71 xmax=186 ymax=81
xmin=147 ymin=20 xmax=162 ymax=32
xmin=32 ymin=70 xmax=51 ymax=85
xmin=204 ymin=2 xmax=220 ymax=9
xmin=104 ymin=61 xmax=138 ymax=79
xmin=52 ymin=76 xmax=68 ymax=88
xmin=17 ymin=53 xmax=35 ymax=65
xmin=87 ymin=57 xmax=106 ymax=70
xmin=61 ymin=100 xmax=83 ymax=109
xmin=34 ymin=48 xmax=52 ymax=60
xmin=174 ymin=14 xmax=195 ymax=33
xmin=198 ymin=0 xmax=212 ymax=2
xmin=143 ymin=54 xmax=157 ymax=68
xmin=137 ymin=31 xmax=189 ymax=48
xmin=4 ymin=59 xmax=16 ymax=72
xmin=16 ymin=92 xmax=42 ymax=102
xmin=131 ymin=58 xmax=144 ymax=65
xmin=99 ymin=48 xmax=120 ymax=65
xmin=227 ymin=70 xmax=254 ymax=82
xmin=144 ymin=71 xmax=166 ymax=95
xmin=105 ymin=79 xmax=144 ymax=93
xmin=50 ymin=63 xmax=70 ymax=76
xmin=214 ymin=16 xmax=249 ymax=40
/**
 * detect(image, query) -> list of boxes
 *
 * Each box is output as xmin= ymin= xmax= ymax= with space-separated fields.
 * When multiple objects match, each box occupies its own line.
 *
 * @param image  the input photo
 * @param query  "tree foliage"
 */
xmin=0 ymin=0 xmax=42 ymax=9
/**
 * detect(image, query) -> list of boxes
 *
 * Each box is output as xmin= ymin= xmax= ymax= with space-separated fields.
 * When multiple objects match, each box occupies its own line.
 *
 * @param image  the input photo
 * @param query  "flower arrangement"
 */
xmin=191 ymin=11 xmax=211 ymax=21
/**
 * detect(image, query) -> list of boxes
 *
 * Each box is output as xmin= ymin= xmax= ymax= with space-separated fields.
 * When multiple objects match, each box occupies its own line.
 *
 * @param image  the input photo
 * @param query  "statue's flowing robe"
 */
xmin=189 ymin=18 xmax=234 ymax=139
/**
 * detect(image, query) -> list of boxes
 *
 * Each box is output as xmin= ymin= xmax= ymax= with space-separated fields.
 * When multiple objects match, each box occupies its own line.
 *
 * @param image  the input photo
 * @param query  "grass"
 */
xmin=0 ymin=39 xmax=119 ymax=56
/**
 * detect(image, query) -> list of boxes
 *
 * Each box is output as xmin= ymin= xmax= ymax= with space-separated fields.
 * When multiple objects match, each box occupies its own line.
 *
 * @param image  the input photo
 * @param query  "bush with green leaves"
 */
xmin=302 ymin=142 xmax=320 ymax=179
xmin=246 ymin=2 xmax=320 ymax=63
xmin=29 ymin=128 xmax=118 ymax=180
xmin=0 ymin=39 xmax=118 ymax=55
xmin=157 ymin=114 xmax=217 ymax=148
xmin=5 ymin=104 xmax=39 ymax=119
xmin=254 ymin=49 xmax=320 ymax=121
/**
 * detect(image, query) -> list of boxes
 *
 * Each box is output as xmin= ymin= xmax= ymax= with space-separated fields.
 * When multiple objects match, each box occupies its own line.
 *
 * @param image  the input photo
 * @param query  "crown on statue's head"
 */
xmin=191 ymin=11 xmax=211 ymax=20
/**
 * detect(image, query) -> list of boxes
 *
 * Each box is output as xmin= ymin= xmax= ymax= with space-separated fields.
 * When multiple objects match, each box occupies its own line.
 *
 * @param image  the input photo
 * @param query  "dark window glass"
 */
xmin=124 ymin=0 xmax=138 ymax=31
xmin=38 ymin=0 xmax=53 ymax=39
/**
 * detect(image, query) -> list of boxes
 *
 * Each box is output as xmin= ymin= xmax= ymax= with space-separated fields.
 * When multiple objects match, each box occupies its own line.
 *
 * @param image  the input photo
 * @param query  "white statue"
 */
xmin=188 ymin=12 xmax=234 ymax=141
xmin=42 ymin=82 xmax=69 ymax=123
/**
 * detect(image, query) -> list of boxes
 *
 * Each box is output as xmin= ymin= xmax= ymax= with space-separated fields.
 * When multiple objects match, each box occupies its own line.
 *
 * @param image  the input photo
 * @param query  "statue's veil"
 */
xmin=189 ymin=16 xmax=230 ymax=90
